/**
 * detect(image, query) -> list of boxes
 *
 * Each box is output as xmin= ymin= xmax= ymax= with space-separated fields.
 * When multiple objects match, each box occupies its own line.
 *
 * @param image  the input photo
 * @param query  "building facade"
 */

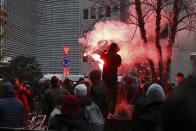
xmin=3 ymin=0 xmax=35 ymax=57
xmin=2 ymin=0 xmax=81 ymax=75
xmin=34 ymin=0 xmax=81 ymax=74
xmin=0 ymin=0 xmax=195 ymax=82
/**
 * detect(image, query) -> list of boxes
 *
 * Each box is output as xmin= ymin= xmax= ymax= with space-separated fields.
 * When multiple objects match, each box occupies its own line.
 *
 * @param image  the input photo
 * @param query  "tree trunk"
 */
xmin=155 ymin=0 xmax=165 ymax=89
xmin=134 ymin=0 xmax=156 ymax=82
xmin=164 ymin=0 xmax=181 ymax=89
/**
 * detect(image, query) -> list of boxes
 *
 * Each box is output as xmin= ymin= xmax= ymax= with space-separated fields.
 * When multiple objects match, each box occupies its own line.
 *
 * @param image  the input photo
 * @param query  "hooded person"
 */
xmin=132 ymin=83 xmax=165 ymax=131
xmin=0 ymin=82 xmax=25 ymax=128
xmin=48 ymin=94 xmax=89 ymax=131
xmin=100 ymin=43 xmax=122 ymax=115
xmin=89 ymin=69 xmax=110 ymax=119
xmin=145 ymin=83 xmax=165 ymax=104
xmin=42 ymin=76 xmax=66 ymax=124
xmin=74 ymin=84 xmax=92 ymax=119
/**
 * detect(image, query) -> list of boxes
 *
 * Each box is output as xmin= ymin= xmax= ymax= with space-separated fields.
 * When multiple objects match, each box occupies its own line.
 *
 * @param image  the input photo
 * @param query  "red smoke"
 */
xmin=79 ymin=11 xmax=169 ymax=73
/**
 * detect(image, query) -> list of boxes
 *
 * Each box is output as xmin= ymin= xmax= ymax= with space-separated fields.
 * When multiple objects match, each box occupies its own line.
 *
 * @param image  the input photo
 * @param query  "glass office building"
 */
xmin=3 ymin=0 xmax=81 ymax=75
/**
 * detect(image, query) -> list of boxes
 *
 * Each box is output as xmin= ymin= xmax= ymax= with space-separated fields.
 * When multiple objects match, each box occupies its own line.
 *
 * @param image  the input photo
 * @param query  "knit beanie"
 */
xmin=74 ymin=84 xmax=87 ymax=96
xmin=146 ymin=83 xmax=165 ymax=103
xmin=61 ymin=95 xmax=79 ymax=113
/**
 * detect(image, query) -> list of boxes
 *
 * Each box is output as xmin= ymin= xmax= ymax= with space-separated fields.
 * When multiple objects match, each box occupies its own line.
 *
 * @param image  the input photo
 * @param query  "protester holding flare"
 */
xmin=100 ymin=43 xmax=122 ymax=116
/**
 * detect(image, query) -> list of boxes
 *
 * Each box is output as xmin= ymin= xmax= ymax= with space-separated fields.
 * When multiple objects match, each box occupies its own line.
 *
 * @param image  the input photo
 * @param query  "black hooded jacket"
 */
xmin=90 ymin=81 xmax=110 ymax=119
xmin=77 ymin=96 xmax=92 ymax=118
xmin=49 ymin=112 xmax=89 ymax=131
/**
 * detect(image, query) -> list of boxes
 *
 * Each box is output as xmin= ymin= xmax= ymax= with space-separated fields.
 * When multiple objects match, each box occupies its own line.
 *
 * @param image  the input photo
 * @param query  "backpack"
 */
xmin=84 ymin=102 xmax=105 ymax=131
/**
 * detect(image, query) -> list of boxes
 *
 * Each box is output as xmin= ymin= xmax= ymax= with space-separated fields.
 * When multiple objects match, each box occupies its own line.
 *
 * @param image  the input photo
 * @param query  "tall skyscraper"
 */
xmin=34 ymin=0 xmax=81 ymax=74
xmin=3 ymin=0 xmax=81 ymax=75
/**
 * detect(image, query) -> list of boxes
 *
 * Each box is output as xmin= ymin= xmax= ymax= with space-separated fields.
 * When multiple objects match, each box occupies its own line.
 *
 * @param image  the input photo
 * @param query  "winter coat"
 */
xmin=0 ymin=82 xmax=24 ymax=128
xmin=90 ymin=81 xmax=110 ymax=119
xmin=77 ymin=96 xmax=92 ymax=117
xmin=49 ymin=105 xmax=62 ymax=125
xmin=48 ymin=112 xmax=89 ymax=131
xmin=132 ymin=84 xmax=165 ymax=131
xmin=42 ymin=86 xmax=66 ymax=121
xmin=132 ymin=101 xmax=163 ymax=131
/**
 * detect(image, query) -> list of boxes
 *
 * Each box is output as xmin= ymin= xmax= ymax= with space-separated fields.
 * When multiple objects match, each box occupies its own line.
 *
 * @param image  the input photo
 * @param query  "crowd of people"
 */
xmin=0 ymin=43 xmax=195 ymax=131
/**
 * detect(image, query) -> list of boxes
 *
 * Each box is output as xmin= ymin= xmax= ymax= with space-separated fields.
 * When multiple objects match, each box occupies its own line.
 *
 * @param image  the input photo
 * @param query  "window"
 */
xmin=106 ymin=6 xmax=111 ymax=17
xmin=83 ymin=9 xmax=88 ymax=19
xmin=91 ymin=8 xmax=96 ymax=19
xmin=98 ymin=7 xmax=104 ymax=18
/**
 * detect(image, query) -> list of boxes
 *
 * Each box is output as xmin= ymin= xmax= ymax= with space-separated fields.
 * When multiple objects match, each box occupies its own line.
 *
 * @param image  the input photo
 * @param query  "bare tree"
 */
xmin=86 ymin=0 xmax=196 ymax=91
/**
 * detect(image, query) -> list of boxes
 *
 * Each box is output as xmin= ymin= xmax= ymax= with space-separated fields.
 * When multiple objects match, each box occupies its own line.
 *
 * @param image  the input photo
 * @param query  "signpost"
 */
xmin=63 ymin=68 xmax=69 ymax=78
xmin=62 ymin=46 xmax=71 ymax=77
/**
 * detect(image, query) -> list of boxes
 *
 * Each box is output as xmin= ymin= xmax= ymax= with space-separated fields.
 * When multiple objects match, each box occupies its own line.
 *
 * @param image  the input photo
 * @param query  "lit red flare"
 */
xmin=92 ymin=54 xmax=104 ymax=70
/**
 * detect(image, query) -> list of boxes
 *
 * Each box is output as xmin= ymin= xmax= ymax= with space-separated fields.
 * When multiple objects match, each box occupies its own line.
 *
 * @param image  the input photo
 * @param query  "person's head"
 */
xmin=51 ymin=76 xmax=59 ymax=88
xmin=11 ymin=77 xmax=19 ymax=87
xmin=176 ymin=72 xmax=184 ymax=83
xmin=1 ymin=82 xmax=15 ymax=98
xmin=109 ymin=43 xmax=120 ymax=53
xmin=63 ymin=78 xmax=70 ymax=88
xmin=74 ymin=84 xmax=87 ymax=96
xmin=161 ymin=74 xmax=196 ymax=131
xmin=78 ymin=77 xmax=85 ymax=84
xmin=61 ymin=95 xmax=79 ymax=113
xmin=145 ymin=83 xmax=165 ymax=104
xmin=89 ymin=69 xmax=101 ymax=84
xmin=69 ymin=80 xmax=73 ymax=87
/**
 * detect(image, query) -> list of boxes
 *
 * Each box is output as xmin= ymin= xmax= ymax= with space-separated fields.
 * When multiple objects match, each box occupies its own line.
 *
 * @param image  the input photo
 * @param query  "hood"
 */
xmin=2 ymin=82 xmax=15 ymax=97
xmin=78 ymin=96 xmax=92 ymax=106
xmin=146 ymin=83 xmax=165 ymax=104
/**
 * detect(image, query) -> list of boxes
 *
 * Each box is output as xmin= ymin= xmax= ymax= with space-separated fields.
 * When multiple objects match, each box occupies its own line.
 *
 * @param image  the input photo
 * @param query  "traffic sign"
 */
xmin=62 ymin=56 xmax=70 ymax=67
xmin=62 ymin=46 xmax=70 ymax=56
xmin=63 ymin=68 xmax=69 ymax=77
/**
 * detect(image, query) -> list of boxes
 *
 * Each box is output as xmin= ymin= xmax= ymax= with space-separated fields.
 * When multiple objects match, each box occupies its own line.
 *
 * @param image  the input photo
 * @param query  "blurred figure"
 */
xmin=132 ymin=83 xmax=165 ymax=131
xmin=161 ymin=75 xmax=196 ymax=131
xmin=0 ymin=82 xmax=24 ymax=128
xmin=11 ymin=77 xmax=20 ymax=95
xmin=89 ymin=69 xmax=110 ymax=119
xmin=74 ymin=84 xmax=91 ymax=114
xmin=11 ymin=78 xmax=32 ymax=128
xmin=77 ymin=77 xmax=90 ymax=96
xmin=100 ymin=43 xmax=122 ymax=115
xmin=63 ymin=78 xmax=74 ymax=94
xmin=42 ymin=76 xmax=66 ymax=124
xmin=49 ymin=95 xmax=89 ymax=131
xmin=176 ymin=72 xmax=184 ymax=86
xmin=78 ymin=77 xmax=85 ymax=84
xmin=48 ymin=94 xmax=64 ymax=125
xmin=75 ymin=84 xmax=104 ymax=131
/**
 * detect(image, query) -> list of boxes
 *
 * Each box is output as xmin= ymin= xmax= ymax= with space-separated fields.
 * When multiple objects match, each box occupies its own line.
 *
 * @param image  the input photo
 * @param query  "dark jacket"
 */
xmin=42 ymin=86 xmax=66 ymax=120
xmin=132 ymin=101 xmax=163 ymax=131
xmin=90 ymin=81 xmax=110 ymax=119
xmin=0 ymin=82 xmax=24 ymax=128
xmin=77 ymin=96 xmax=92 ymax=118
xmin=101 ymin=52 xmax=121 ymax=84
xmin=49 ymin=112 xmax=89 ymax=131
